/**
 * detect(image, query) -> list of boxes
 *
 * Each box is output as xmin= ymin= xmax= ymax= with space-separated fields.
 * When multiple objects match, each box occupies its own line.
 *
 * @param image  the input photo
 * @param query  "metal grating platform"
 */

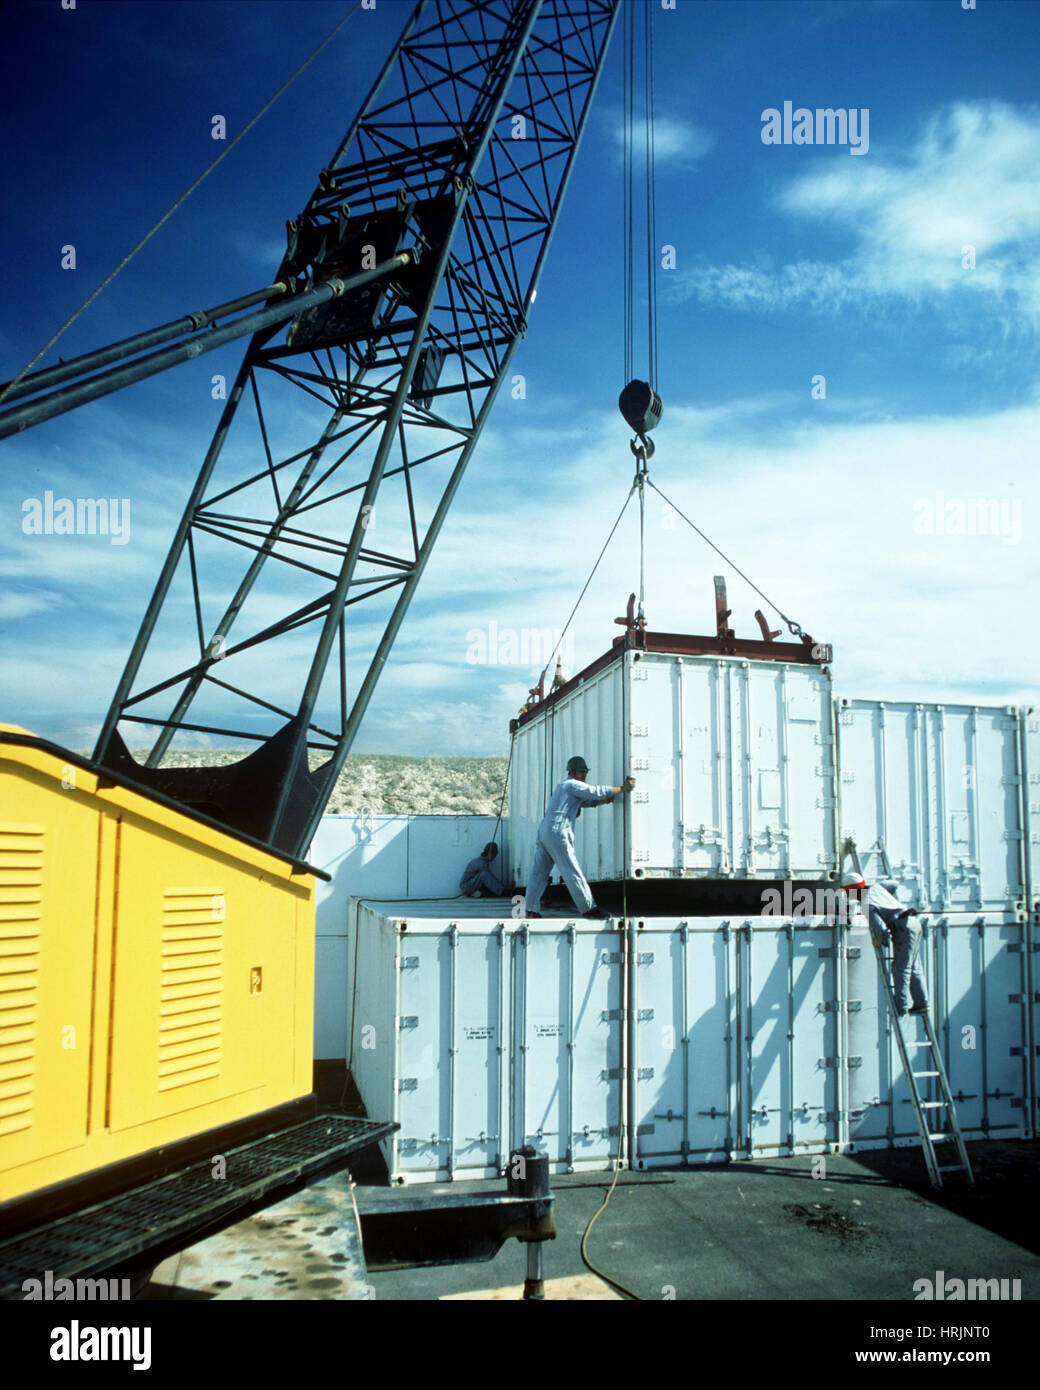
xmin=0 ymin=1114 xmax=396 ymax=1299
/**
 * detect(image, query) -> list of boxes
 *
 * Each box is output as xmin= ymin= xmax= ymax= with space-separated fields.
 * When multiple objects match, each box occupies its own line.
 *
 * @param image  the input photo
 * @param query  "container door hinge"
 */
xmin=636 ymin=1123 xmax=655 ymax=1136
xmin=600 ymin=1068 xmax=622 ymax=1081
xmin=397 ymin=1015 xmax=418 ymax=1029
xmin=637 ymin=952 xmax=655 ymax=965
xmin=637 ymin=1067 xmax=655 ymax=1081
xmin=397 ymin=1078 xmax=418 ymax=1092
xmin=637 ymin=1008 xmax=655 ymax=1022
xmin=818 ymin=947 xmax=861 ymax=960
xmin=600 ymin=951 xmax=623 ymax=965
xmin=1008 ymin=993 xmax=1040 ymax=1004
xmin=600 ymin=1009 xmax=623 ymax=1022
xmin=397 ymin=956 xmax=419 ymax=971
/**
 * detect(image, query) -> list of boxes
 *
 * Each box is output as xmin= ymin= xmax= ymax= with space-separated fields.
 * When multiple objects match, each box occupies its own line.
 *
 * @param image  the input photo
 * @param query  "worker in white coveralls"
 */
xmin=460 ymin=842 xmax=505 ymax=898
xmin=841 ymin=869 xmax=929 ymax=1016
xmin=524 ymin=755 xmax=635 ymax=920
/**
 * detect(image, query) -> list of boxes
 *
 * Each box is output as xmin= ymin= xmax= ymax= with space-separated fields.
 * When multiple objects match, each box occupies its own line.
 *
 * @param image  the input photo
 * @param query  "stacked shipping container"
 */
xmin=332 ymin=648 xmax=1039 ymax=1179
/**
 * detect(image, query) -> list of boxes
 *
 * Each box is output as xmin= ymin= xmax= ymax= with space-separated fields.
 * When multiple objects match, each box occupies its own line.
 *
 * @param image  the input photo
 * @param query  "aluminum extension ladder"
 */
xmin=871 ymin=933 xmax=974 ymax=1189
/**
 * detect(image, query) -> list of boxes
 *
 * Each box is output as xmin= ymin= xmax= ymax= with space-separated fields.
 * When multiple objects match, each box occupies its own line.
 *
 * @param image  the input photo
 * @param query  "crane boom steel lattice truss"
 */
xmin=93 ymin=0 xmax=620 ymax=859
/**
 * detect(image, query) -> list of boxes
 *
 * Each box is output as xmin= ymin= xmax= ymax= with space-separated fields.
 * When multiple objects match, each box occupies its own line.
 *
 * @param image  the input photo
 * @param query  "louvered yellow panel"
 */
xmin=0 ymin=825 xmax=42 ymax=1137
xmin=0 ymin=730 xmax=314 ymax=1203
xmin=158 ymin=888 xmax=224 ymax=1092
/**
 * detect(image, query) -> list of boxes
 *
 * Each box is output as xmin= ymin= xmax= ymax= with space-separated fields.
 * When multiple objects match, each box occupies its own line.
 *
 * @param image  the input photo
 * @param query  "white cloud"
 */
xmin=0 ymin=590 xmax=64 ymax=620
xmin=674 ymin=101 xmax=1040 ymax=322
xmin=6 ymin=392 xmax=1037 ymax=755
xmin=609 ymin=113 xmax=715 ymax=167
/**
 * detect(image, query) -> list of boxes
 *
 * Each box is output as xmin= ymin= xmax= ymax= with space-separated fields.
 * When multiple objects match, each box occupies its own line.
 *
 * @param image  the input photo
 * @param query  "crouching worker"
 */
xmin=841 ymin=869 xmax=929 ymax=1016
xmin=524 ymin=755 xmax=635 ymax=920
xmin=460 ymin=842 xmax=505 ymax=898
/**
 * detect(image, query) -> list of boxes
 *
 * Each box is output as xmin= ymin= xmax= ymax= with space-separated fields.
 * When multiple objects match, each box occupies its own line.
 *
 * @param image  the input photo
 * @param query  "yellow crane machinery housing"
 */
xmin=0 ymin=727 xmax=315 ymax=1205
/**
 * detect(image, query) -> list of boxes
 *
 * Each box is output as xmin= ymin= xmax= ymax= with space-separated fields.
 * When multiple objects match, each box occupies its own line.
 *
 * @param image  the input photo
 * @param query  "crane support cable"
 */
xmin=647 ymin=476 xmax=809 ymax=640
xmin=0 ymin=2 xmax=363 ymax=412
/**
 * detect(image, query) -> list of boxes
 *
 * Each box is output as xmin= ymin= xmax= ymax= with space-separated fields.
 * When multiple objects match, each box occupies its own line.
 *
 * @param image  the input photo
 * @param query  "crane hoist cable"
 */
xmin=0 ymin=2 xmax=364 ymax=412
xmin=578 ymin=0 xmax=662 ymax=1304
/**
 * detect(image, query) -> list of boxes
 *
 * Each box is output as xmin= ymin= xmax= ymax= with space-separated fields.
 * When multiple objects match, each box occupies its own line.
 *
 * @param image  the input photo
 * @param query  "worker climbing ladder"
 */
xmin=844 ymin=838 xmax=974 ymax=1189
xmin=871 ymin=932 xmax=974 ymax=1189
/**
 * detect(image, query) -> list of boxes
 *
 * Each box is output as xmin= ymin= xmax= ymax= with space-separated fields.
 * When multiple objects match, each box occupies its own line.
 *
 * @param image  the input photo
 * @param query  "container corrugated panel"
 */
xmin=1022 ymin=708 xmax=1040 ymax=914
xmin=845 ymin=913 xmax=1032 ymax=1149
xmin=837 ymin=699 xmax=1025 ymax=913
xmin=509 ymin=651 xmax=836 ymax=887
xmin=736 ymin=920 xmax=842 ymax=1157
xmin=632 ymin=918 xmax=840 ymax=1167
xmin=512 ymin=922 xmax=623 ymax=1173
xmin=631 ymin=921 xmax=737 ymax=1166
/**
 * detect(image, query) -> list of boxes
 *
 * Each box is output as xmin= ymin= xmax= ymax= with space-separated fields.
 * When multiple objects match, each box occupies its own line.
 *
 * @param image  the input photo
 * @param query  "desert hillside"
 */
xmin=113 ymin=750 xmax=510 ymax=817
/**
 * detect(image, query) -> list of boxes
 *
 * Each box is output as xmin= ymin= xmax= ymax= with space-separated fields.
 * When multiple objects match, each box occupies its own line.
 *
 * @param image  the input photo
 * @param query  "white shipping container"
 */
xmin=509 ymin=648 xmax=837 ymax=890
xmin=346 ymin=903 xmax=1035 ymax=1184
xmin=632 ymin=918 xmax=843 ymax=1167
xmin=845 ymin=913 xmax=1032 ymax=1149
xmin=347 ymin=899 xmax=622 ymax=1183
xmin=836 ymin=699 xmax=1025 ymax=913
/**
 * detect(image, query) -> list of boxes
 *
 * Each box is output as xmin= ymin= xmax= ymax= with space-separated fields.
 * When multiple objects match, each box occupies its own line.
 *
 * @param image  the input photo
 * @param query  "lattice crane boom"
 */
xmin=41 ymin=0 xmax=624 ymax=859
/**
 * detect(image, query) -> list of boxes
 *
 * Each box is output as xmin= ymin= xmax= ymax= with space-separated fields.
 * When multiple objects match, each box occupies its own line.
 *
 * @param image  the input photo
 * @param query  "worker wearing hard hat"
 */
xmin=841 ymin=870 xmax=929 ymax=1016
xmin=460 ymin=842 xmax=506 ymax=898
xmin=524 ymin=755 xmax=635 ymax=920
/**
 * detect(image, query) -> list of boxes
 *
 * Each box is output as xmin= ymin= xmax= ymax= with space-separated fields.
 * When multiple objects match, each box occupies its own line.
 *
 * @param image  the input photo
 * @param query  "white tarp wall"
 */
xmin=309 ymin=814 xmax=502 ymax=1059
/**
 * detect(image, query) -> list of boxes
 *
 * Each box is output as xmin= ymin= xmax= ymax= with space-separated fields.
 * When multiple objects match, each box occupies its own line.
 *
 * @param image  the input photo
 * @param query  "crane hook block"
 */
xmin=619 ymin=380 xmax=663 ymax=436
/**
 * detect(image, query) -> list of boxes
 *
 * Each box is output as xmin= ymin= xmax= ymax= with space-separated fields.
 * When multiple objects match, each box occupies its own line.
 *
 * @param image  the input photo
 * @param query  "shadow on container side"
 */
xmin=340 ymin=899 xmax=1035 ymax=1186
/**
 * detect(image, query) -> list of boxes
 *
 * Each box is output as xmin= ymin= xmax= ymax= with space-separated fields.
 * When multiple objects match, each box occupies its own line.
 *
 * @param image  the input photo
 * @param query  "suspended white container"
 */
xmin=835 ymin=699 xmax=1026 ymax=913
xmin=509 ymin=648 xmax=838 ymax=890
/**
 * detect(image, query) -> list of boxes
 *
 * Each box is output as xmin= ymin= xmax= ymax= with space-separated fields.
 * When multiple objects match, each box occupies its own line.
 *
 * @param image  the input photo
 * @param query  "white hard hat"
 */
xmin=841 ymin=869 xmax=867 ymax=889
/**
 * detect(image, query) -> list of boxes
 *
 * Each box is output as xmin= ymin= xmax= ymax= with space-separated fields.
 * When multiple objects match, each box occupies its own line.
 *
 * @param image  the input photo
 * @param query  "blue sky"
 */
xmin=2 ymin=0 xmax=1038 ymax=757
